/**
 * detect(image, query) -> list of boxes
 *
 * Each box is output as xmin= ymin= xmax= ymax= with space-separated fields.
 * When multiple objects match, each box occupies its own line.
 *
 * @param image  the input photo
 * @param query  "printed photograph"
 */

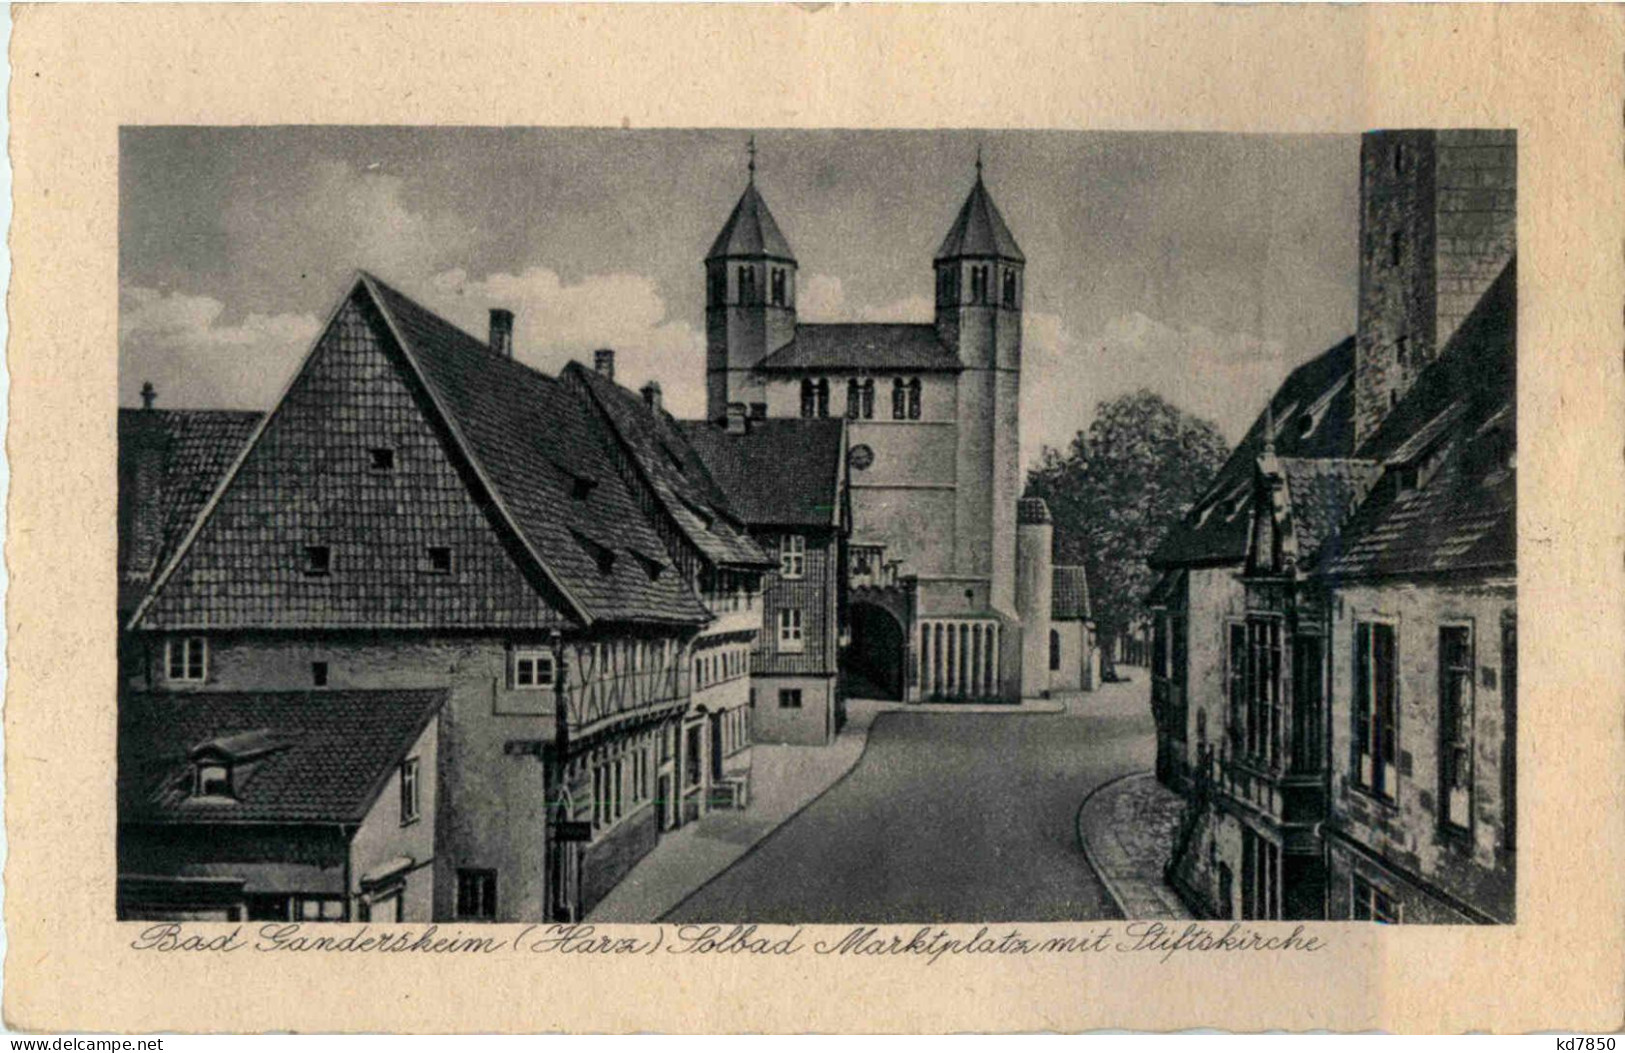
xmin=116 ymin=127 xmax=1516 ymax=926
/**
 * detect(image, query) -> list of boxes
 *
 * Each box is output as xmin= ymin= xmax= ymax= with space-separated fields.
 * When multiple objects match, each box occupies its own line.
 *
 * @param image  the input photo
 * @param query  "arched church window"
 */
xmin=770 ymin=268 xmax=787 ymax=307
xmin=800 ymin=379 xmax=816 ymax=419
xmin=907 ymin=378 xmax=922 ymax=420
xmin=846 ymin=379 xmax=861 ymax=420
xmin=860 ymin=379 xmax=875 ymax=419
xmin=738 ymin=265 xmax=757 ymax=304
xmin=1050 ymin=629 xmax=1062 ymax=672
xmin=708 ymin=267 xmax=726 ymax=306
xmin=815 ymin=378 xmax=830 ymax=418
xmin=1002 ymin=270 xmax=1018 ymax=308
xmin=892 ymin=378 xmax=906 ymax=420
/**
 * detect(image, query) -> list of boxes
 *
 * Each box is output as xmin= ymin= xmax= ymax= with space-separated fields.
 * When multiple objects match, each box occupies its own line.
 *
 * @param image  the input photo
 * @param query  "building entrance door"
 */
xmin=845 ymin=601 xmax=905 ymax=699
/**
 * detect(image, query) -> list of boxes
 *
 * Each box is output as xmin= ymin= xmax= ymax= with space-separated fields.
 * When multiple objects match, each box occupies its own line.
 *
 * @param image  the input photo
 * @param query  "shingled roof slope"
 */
xmin=935 ymin=176 xmax=1026 ymax=263
xmin=364 ymin=275 xmax=709 ymax=623
xmin=1319 ymin=260 xmax=1516 ymax=579
xmin=119 ymin=409 xmax=261 ymax=613
xmin=1151 ymin=336 xmax=1356 ymax=568
xmin=756 ymin=323 xmax=963 ymax=373
xmin=1052 ymin=565 xmax=1091 ymax=620
xmin=1276 ymin=457 xmax=1383 ymax=569
xmin=677 ymin=418 xmax=845 ymax=527
xmin=120 ymin=689 xmax=445 ymax=824
xmin=706 ymin=183 xmax=796 ymax=262
xmin=567 ymin=363 xmax=772 ymax=569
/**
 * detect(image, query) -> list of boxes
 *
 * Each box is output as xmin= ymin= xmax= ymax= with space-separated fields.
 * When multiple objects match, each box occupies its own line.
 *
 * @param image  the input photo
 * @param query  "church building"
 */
xmin=701 ymin=155 xmax=1050 ymax=702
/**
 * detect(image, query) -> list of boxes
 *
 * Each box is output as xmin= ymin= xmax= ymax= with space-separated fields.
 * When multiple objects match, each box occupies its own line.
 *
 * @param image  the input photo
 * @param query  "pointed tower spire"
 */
xmin=975 ymin=142 xmax=983 ymax=181
xmin=747 ymin=134 xmax=757 ymax=184
xmin=1263 ymin=400 xmax=1277 ymax=456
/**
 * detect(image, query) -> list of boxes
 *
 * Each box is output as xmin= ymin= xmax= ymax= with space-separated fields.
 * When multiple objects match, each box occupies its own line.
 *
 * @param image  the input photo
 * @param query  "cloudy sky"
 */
xmin=120 ymin=127 xmax=1360 ymax=466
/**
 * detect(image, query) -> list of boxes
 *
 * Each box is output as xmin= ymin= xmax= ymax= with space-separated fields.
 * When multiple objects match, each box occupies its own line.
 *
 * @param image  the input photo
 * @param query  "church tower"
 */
xmin=705 ymin=140 xmax=798 ymax=422
xmin=934 ymin=158 xmax=1024 ymax=617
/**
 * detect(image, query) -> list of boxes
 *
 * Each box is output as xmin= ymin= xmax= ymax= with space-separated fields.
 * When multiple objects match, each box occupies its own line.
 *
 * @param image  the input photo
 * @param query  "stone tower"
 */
xmin=705 ymin=150 xmax=798 ymax=422
xmin=934 ymin=162 xmax=1024 ymax=616
xmin=1354 ymin=129 xmax=1516 ymax=448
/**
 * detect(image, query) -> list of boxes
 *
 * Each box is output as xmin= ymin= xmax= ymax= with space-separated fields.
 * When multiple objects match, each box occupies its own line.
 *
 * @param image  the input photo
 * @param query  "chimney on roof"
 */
xmin=725 ymin=402 xmax=748 ymax=435
xmin=488 ymin=308 xmax=514 ymax=357
xmin=641 ymin=380 xmax=663 ymax=412
xmin=593 ymin=349 xmax=616 ymax=381
xmin=140 ymin=381 xmax=156 ymax=411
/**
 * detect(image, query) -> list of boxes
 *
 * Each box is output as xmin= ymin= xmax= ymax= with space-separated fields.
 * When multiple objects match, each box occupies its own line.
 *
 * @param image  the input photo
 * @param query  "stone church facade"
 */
xmin=701 ymin=162 xmax=1050 ymax=702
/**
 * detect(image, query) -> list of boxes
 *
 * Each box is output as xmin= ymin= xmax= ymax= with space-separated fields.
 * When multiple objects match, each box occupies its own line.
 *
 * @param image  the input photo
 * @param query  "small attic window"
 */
xmin=195 ymin=762 xmax=232 ymax=798
xmin=425 ymin=546 xmax=454 ymax=574
xmin=368 ymin=447 xmax=395 ymax=472
xmin=304 ymin=545 xmax=332 ymax=577
xmin=632 ymin=550 xmax=665 ymax=581
xmin=572 ymin=531 xmax=616 ymax=574
xmin=572 ymin=477 xmax=596 ymax=500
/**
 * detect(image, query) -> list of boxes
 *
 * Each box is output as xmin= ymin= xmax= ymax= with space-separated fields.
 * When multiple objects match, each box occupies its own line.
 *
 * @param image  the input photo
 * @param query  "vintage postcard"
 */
xmin=6 ymin=3 xmax=1624 ymax=1035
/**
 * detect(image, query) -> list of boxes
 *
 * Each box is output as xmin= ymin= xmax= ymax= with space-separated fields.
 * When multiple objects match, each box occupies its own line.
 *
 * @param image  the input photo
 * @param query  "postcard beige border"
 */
xmin=7 ymin=3 xmax=1624 ymax=1034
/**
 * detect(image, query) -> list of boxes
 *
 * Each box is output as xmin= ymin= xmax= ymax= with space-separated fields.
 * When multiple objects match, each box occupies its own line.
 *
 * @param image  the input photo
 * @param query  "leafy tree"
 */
xmin=1026 ymin=389 xmax=1229 ymax=678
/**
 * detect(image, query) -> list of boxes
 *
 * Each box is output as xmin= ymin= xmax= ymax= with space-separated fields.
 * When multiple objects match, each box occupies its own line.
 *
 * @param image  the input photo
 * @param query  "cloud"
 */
xmin=119 ymin=286 xmax=321 ymax=409
xmin=1022 ymin=309 xmax=1292 ymax=466
xmin=797 ymin=273 xmax=933 ymax=324
xmin=419 ymin=266 xmax=708 ymax=418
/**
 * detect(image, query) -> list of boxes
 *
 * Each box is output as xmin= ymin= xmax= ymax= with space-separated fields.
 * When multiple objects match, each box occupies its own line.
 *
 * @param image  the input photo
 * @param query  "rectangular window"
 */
xmin=779 ymin=689 xmax=803 ymax=709
xmin=456 ymin=869 xmax=497 ymax=920
xmin=512 ymin=649 xmax=555 ymax=689
xmin=304 ymin=544 xmax=332 ymax=577
xmin=1227 ymin=624 xmax=1246 ymax=755
xmin=780 ymin=534 xmax=805 ymax=578
xmin=1439 ymin=625 xmax=1475 ymax=831
xmin=367 ymin=447 xmax=395 ymax=472
xmin=1243 ymin=619 xmax=1283 ymax=768
xmin=770 ymin=268 xmax=787 ymax=307
xmin=311 ymin=661 xmax=329 ymax=688
xmin=167 ymin=636 xmax=207 ymax=682
xmin=297 ymin=896 xmax=345 ymax=922
xmin=1291 ymin=635 xmax=1325 ymax=773
xmin=778 ymin=609 xmax=805 ymax=653
xmin=425 ymin=546 xmax=454 ymax=574
xmin=1351 ymin=874 xmax=1400 ymax=923
xmin=1354 ymin=621 xmax=1399 ymax=799
xmin=400 ymin=757 xmax=420 ymax=825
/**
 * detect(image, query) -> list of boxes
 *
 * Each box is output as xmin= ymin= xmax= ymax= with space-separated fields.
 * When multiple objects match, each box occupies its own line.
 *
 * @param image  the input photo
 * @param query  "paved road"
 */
xmin=664 ymin=677 xmax=1157 ymax=923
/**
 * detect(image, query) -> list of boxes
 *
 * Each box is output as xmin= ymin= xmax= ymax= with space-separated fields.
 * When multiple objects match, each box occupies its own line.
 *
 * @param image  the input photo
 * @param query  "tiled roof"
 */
xmin=118 ymin=409 xmax=261 ymax=614
xmin=706 ymin=183 xmax=796 ymax=262
xmin=1052 ymin=565 xmax=1091 ymax=620
xmin=1320 ymin=260 xmax=1515 ymax=579
xmin=755 ymin=324 xmax=963 ymax=373
xmin=133 ymin=274 xmax=709 ymax=631
xmin=119 ymin=689 xmax=445 ymax=824
xmin=567 ymin=363 xmax=773 ymax=569
xmin=935 ymin=176 xmax=1025 ymax=263
xmin=1151 ymin=336 xmax=1356 ymax=568
xmin=676 ymin=418 xmax=845 ymax=527
xmin=1276 ymin=457 xmax=1383 ymax=569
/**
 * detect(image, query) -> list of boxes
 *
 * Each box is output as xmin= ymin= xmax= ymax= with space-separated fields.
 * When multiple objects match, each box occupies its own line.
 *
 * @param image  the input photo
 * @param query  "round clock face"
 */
xmin=849 ymin=444 xmax=875 ymax=471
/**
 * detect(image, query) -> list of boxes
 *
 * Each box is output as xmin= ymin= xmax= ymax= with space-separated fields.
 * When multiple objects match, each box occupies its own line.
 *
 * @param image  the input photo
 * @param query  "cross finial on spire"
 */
xmin=747 ymin=134 xmax=757 ymax=184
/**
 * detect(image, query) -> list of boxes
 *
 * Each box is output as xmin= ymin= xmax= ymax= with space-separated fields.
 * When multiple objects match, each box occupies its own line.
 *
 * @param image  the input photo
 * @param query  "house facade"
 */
xmin=124 ymin=274 xmax=734 ymax=922
xmin=1049 ymin=565 xmax=1098 ymax=694
xmin=1154 ymin=129 xmax=1516 ymax=924
xmin=680 ymin=414 xmax=851 ymax=745
xmin=702 ymin=162 xmax=1042 ymax=701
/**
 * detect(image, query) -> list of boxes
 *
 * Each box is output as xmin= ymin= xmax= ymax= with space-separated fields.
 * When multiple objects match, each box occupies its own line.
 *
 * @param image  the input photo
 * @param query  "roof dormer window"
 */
xmin=304 ymin=545 xmax=332 ymax=577
xmin=368 ymin=447 xmax=395 ymax=473
xmin=195 ymin=762 xmax=232 ymax=798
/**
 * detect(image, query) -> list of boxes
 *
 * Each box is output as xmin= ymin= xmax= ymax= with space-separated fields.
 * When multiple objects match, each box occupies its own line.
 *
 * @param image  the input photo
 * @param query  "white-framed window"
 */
xmin=1351 ymin=874 xmax=1401 ymax=923
xmin=778 ymin=608 xmax=805 ymax=653
xmin=512 ymin=649 xmax=555 ymax=689
xmin=296 ymin=896 xmax=345 ymax=922
xmin=1438 ymin=623 xmax=1475 ymax=832
xmin=780 ymin=534 xmax=805 ymax=579
xmin=1353 ymin=620 xmax=1399 ymax=799
xmin=399 ymin=757 xmax=421 ymax=825
xmin=194 ymin=762 xmax=231 ymax=797
xmin=166 ymin=636 xmax=207 ymax=682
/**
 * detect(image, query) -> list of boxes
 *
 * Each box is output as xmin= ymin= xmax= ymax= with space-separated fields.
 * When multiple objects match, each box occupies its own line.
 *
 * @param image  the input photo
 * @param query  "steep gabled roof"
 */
xmin=756 ymin=323 xmax=963 ymax=373
xmin=935 ymin=176 xmax=1025 ymax=263
xmin=1274 ymin=456 xmax=1383 ymax=570
xmin=118 ymin=408 xmax=262 ymax=614
xmin=567 ymin=362 xmax=773 ymax=569
xmin=677 ymin=417 xmax=846 ymax=528
xmin=706 ymin=183 xmax=796 ymax=262
xmin=1151 ymin=336 xmax=1357 ymax=568
xmin=120 ymin=689 xmax=446 ymax=825
xmin=132 ymin=273 xmax=709 ymax=631
xmin=1052 ymin=565 xmax=1092 ymax=621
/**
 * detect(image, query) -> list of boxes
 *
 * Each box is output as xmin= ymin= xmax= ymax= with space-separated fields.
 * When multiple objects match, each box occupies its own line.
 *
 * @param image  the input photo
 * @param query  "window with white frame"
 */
xmin=1353 ymin=621 xmax=1399 ymax=799
xmin=1438 ymin=625 xmax=1474 ymax=831
xmin=167 ymin=636 xmax=207 ymax=683
xmin=778 ymin=608 xmax=805 ymax=653
xmin=780 ymin=534 xmax=805 ymax=579
xmin=512 ymin=649 xmax=555 ymax=690
xmin=1351 ymin=874 xmax=1400 ymax=923
xmin=399 ymin=757 xmax=421 ymax=825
